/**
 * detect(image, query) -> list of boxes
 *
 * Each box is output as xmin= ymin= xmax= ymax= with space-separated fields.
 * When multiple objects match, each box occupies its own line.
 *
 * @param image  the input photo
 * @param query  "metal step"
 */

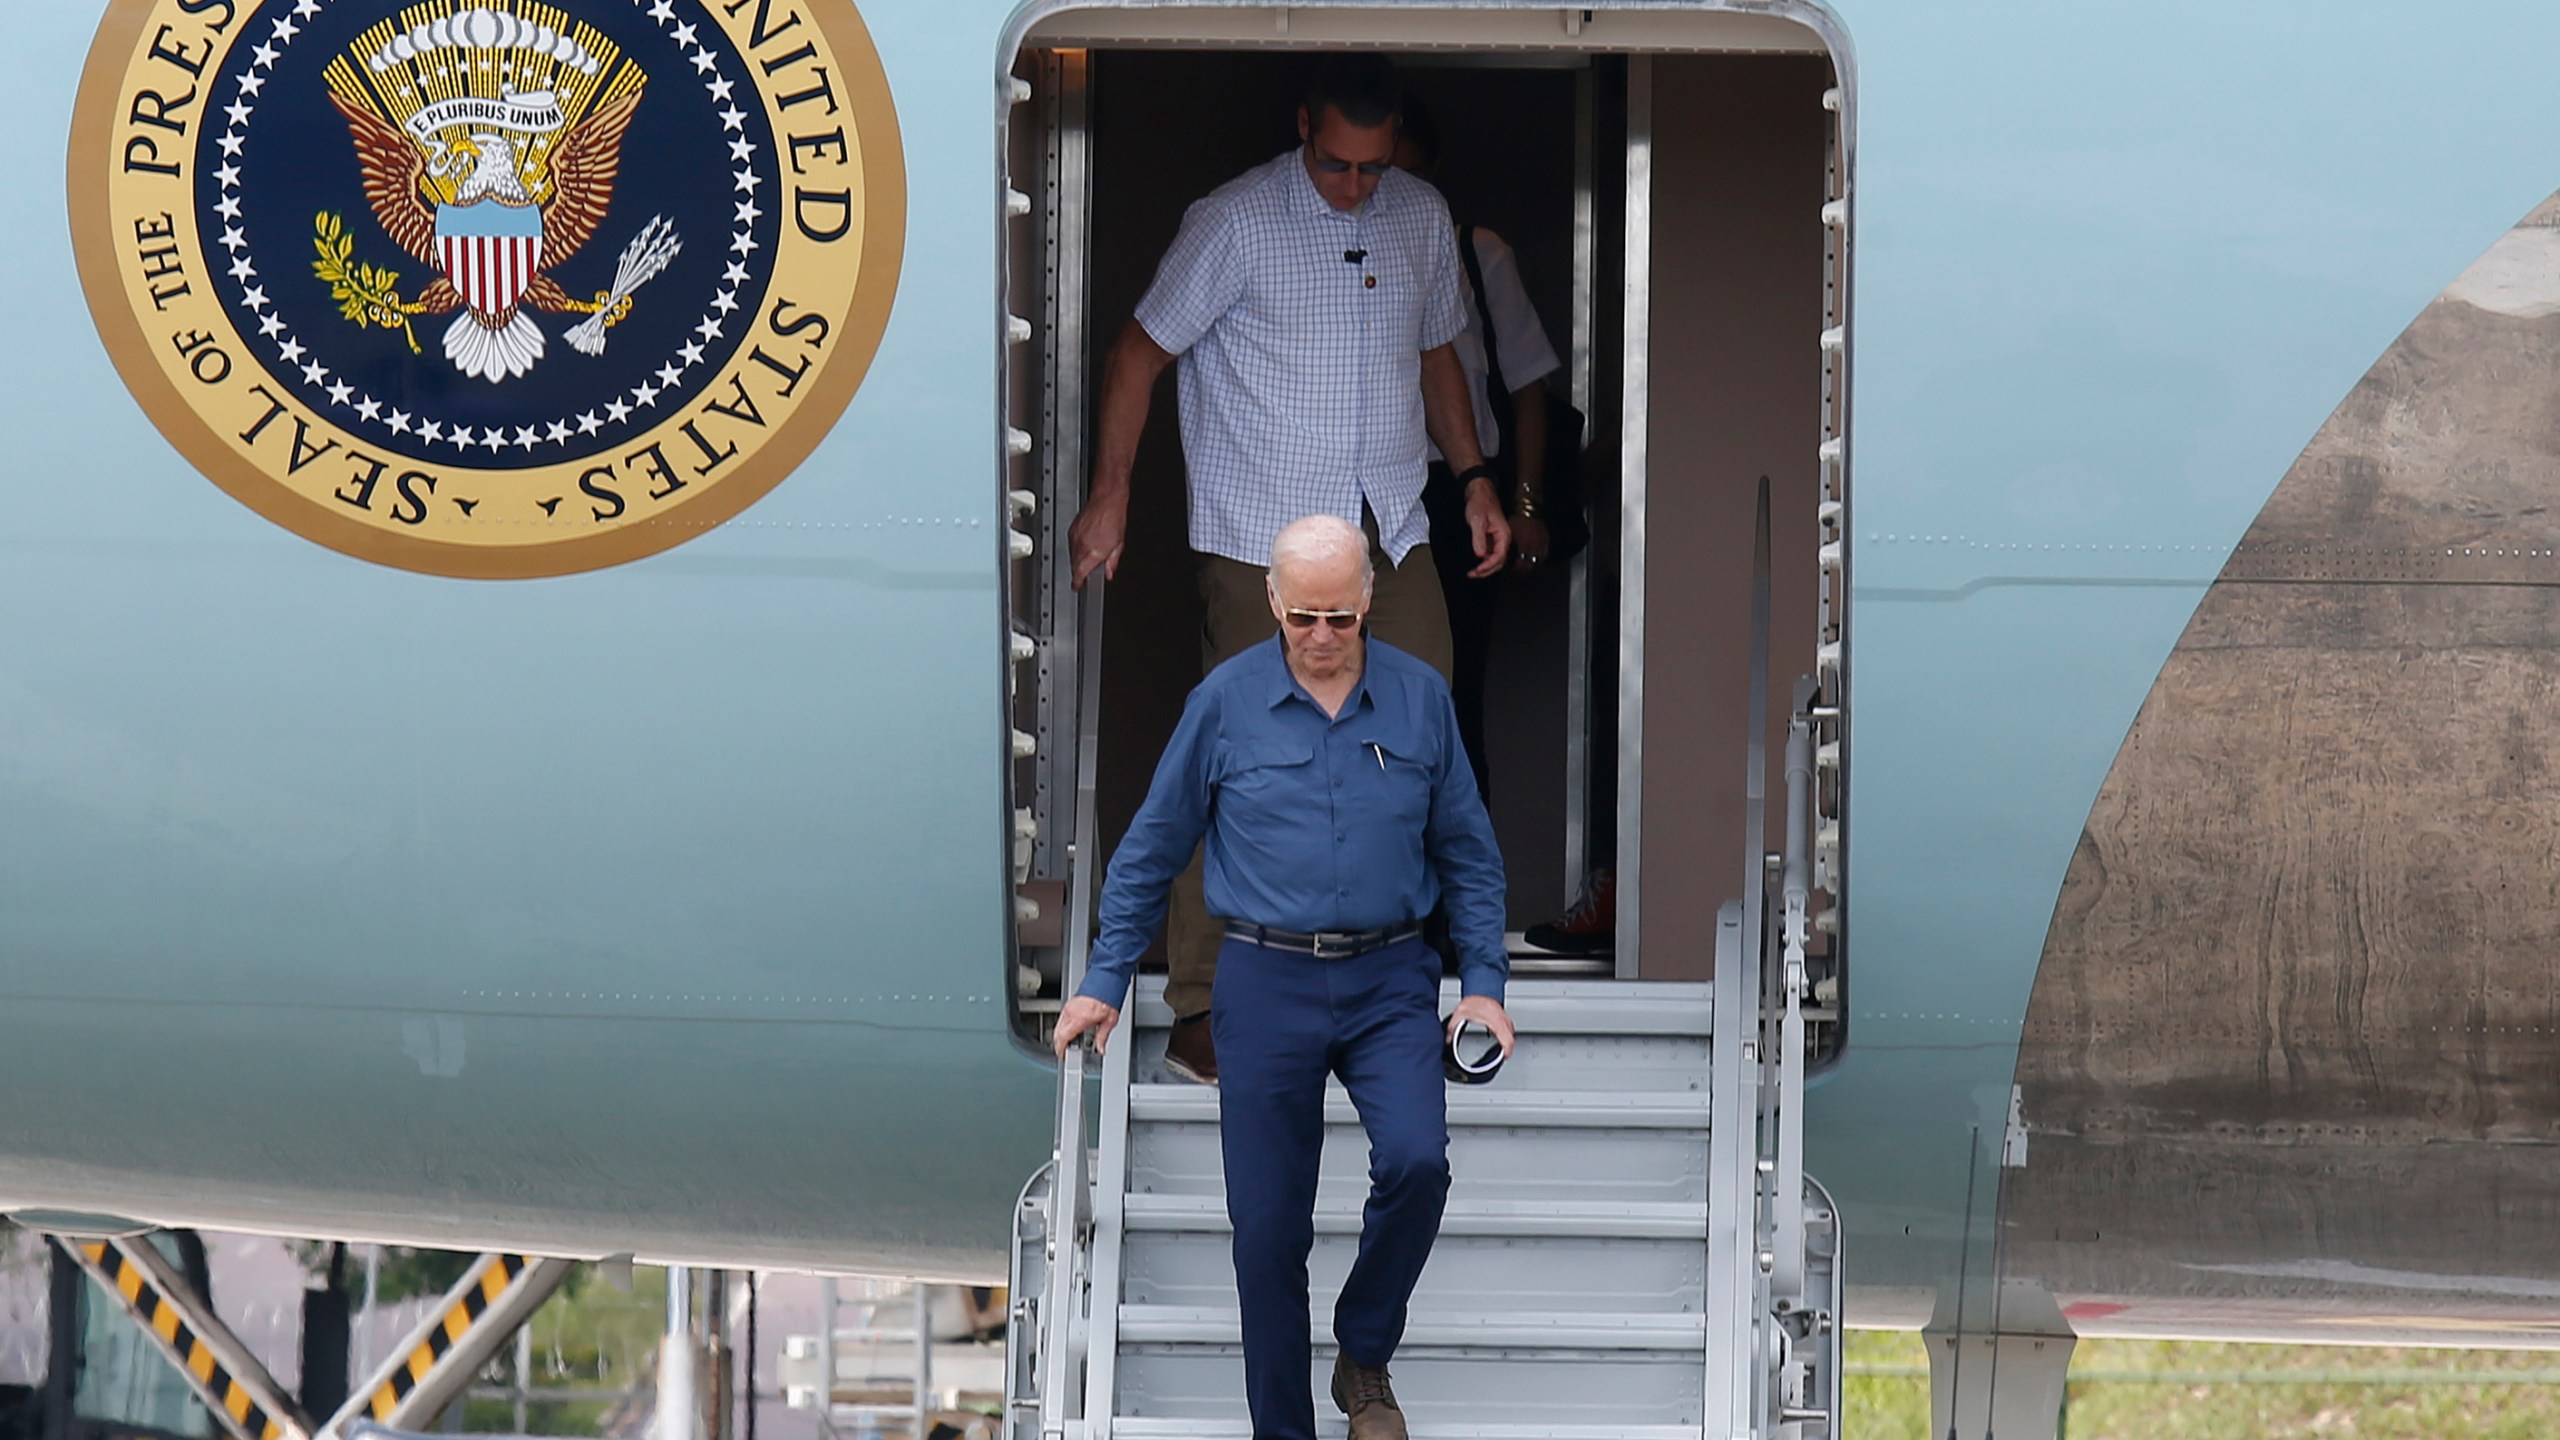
xmin=1121 ymin=978 xmax=1717 ymax=1093
xmin=1127 ymin=1087 xmax=1712 ymax=1129
xmin=1117 ymin=1306 xmax=1706 ymax=1350
xmin=1504 ymin=953 xmax=1617 ymax=977
xmin=1109 ymin=1423 xmax=1698 ymax=1440
xmin=1122 ymin=1230 xmax=1705 ymax=1316
xmin=1126 ymin=979 xmax=1713 ymax=1036
xmin=1120 ymin=1193 xmax=1710 ymax=1240
xmin=1128 ymin=1111 xmax=1712 ymax=1207
xmin=1109 ymin=1345 xmax=1709 ymax=1429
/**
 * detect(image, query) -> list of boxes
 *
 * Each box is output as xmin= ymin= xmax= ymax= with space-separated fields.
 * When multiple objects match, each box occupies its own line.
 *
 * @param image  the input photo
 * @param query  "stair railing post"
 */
xmin=1739 ymin=475 xmax=1782 ymax=1437
xmin=1705 ymin=900 xmax=1757 ymax=1438
xmin=1039 ymin=573 xmax=1108 ymax=1440
xmin=1773 ymin=710 xmax=1814 ymax=1303
xmin=1075 ymin=999 xmax=1134 ymax=1439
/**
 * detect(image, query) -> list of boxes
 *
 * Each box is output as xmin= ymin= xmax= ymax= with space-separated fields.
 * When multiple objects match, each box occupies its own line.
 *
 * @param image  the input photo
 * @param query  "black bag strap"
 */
xmin=1456 ymin=223 xmax=1516 ymax=436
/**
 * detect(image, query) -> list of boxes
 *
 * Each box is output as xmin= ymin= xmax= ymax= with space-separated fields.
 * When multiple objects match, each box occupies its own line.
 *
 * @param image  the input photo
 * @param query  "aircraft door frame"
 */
xmin=994 ymin=3 xmax=1854 ymax=1060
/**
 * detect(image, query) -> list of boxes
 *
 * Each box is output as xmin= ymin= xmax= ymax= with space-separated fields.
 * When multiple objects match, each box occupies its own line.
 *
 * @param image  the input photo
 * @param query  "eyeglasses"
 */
xmin=1281 ymin=608 xmax=1364 ymax=631
xmin=1309 ymin=154 xmax=1393 ymax=177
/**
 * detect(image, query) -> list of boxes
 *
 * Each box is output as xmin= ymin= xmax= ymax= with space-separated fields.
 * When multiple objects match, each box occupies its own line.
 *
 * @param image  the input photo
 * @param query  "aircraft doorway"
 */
xmin=999 ymin=11 xmax=1849 ymax=1050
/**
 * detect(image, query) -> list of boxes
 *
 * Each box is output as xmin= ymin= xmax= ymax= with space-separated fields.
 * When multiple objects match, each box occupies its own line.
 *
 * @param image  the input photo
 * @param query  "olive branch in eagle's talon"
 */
xmin=312 ymin=211 xmax=428 ymax=354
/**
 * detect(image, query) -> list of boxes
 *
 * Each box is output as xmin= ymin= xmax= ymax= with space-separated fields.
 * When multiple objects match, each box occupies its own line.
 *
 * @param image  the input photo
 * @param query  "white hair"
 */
xmin=1268 ymin=514 xmax=1373 ymax=590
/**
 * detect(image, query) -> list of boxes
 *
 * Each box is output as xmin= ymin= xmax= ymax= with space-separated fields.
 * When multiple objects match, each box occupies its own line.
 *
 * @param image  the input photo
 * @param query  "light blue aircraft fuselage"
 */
xmin=7 ymin=0 xmax=2560 ymax=1350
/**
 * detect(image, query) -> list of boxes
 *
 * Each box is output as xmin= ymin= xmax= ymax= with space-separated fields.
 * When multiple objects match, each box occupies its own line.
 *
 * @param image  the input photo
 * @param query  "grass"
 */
xmin=1846 ymin=1330 xmax=2560 ymax=1439
xmin=471 ymin=1282 xmax=2560 ymax=1438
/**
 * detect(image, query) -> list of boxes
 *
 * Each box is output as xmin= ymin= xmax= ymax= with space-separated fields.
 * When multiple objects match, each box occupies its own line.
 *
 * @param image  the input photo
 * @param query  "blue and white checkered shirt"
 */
xmin=1134 ymin=150 xmax=1469 ymax=567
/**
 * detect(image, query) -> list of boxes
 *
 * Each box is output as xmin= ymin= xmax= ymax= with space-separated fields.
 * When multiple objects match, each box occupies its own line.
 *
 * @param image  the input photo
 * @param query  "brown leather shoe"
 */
xmin=1331 ymin=1354 xmax=1407 ymax=1440
xmin=1163 ymin=1012 xmax=1217 ymax=1085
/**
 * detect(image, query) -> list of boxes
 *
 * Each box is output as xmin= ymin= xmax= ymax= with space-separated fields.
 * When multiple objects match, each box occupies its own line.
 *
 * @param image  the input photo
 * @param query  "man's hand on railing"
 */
xmin=1053 ymin=996 xmax=1122 ymax=1058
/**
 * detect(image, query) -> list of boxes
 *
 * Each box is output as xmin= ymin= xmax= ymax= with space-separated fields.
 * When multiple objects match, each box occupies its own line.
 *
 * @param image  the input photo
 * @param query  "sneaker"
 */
xmin=1163 ymin=1012 xmax=1218 ymax=1085
xmin=1522 ymin=867 xmax=1615 ymax=956
xmin=1331 ymin=1355 xmax=1407 ymax=1440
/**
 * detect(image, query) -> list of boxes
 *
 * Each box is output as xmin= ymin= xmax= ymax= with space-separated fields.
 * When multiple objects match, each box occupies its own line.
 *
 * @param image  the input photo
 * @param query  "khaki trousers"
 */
xmin=1161 ymin=536 xmax=1454 ymax=1019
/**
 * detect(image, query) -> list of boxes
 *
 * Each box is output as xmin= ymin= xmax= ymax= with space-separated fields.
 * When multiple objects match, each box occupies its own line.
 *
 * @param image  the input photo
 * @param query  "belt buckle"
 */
xmin=1310 ymin=930 xmax=1356 ymax=959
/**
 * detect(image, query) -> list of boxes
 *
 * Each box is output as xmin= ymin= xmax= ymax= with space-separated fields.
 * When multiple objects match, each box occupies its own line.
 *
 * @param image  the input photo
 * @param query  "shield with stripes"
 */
xmin=434 ymin=200 xmax=546 ymax=317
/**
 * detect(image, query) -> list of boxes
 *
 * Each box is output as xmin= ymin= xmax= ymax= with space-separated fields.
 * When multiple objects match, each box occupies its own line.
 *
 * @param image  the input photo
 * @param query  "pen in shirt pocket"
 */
xmin=1367 ymin=742 xmax=1386 ymax=771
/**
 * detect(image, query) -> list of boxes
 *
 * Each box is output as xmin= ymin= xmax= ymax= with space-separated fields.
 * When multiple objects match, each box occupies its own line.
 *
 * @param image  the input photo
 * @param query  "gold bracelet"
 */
xmin=1507 ymin=477 xmax=1542 ymax=521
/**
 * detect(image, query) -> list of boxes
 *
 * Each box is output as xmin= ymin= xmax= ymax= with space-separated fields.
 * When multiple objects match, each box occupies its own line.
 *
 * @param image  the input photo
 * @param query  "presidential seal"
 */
xmin=70 ymin=0 xmax=904 ymax=577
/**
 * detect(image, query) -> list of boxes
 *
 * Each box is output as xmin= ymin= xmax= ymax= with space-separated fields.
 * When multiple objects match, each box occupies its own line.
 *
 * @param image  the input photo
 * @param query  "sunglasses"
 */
xmin=1309 ymin=155 xmax=1393 ymax=177
xmin=1281 ymin=608 xmax=1364 ymax=631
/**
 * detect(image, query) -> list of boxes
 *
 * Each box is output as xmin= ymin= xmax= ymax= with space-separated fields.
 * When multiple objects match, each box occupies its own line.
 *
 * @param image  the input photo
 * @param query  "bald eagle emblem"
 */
xmin=315 ymin=9 xmax=681 ymax=382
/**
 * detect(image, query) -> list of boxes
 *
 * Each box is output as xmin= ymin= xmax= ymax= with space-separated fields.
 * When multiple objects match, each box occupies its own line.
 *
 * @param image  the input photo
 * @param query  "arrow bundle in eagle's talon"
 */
xmin=566 ymin=215 xmax=681 ymax=356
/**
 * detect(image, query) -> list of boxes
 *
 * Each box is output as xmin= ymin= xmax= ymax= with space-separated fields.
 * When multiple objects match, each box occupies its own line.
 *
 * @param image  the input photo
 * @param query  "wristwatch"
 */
xmin=1454 ymin=462 xmax=1499 ymax=491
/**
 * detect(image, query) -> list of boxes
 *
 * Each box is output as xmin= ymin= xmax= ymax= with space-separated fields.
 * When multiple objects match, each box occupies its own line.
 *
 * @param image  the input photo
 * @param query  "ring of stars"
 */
xmin=212 ymin=0 xmax=770 ymax=463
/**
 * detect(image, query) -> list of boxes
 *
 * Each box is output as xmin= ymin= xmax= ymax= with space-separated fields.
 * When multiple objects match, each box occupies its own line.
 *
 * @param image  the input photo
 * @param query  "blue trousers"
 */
xmin=1211 ymin=935 xmax=1451 ymax=1440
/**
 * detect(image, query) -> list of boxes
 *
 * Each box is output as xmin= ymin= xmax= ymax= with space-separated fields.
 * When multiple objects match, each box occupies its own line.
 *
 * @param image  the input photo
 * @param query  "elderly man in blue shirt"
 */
xmin=1055 ymin=514 xmax=1515 ymax=1440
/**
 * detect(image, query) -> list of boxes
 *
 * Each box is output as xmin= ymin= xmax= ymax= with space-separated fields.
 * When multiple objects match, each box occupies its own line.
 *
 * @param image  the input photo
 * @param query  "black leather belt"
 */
xmin=1223 ymin=921 xmax=1422 ymax=960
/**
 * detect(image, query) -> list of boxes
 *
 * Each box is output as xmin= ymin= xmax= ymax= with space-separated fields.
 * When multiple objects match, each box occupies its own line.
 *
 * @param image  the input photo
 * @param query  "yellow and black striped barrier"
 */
xmin=320 ymin=1251 xmax=575 ymax=1437
xmin=360 ymin=1253 xmax=530 ymax=1421
xmin=69 ymin=1240 xmax=305 ymax=1440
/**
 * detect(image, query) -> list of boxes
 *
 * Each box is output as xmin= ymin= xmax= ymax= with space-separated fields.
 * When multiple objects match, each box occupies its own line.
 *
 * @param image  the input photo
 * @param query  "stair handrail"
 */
xmin=1740 ymin=473 xmax=1773 ymax=1076
xmin=1704 ymin=476 xmax=1782 ymax=1437
xmin=1747 ymin=475 xmax=1780 ymax=1435
xmin=1728 ymin=473 xmax=1836 ymax=1436
xmin=1075 ymin=962 xmax=1135 ymax=1439
xmin=1704 ymin=898 xmax=1756 ymax=1438
xmin=1038 ymin=574 xmax=1109 ymax=1440
xmin=1771 ymin=706 xmax=1814 ymax=1306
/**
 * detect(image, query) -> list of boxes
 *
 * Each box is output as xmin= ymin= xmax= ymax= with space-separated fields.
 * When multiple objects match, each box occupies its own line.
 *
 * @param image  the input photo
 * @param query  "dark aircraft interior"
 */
xmin=1000 ymin=34 xmax=1844 ymax=1036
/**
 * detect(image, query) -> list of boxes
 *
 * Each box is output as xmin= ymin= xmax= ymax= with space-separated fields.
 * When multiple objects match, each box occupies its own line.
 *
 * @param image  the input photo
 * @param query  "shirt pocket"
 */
xmin=1216 ymin=741 xmax=1318 ymax=806
xmin=1361 ymin=738 xmax=1436 ymax=831
xmin=1369 ymin=248 xmax=1421 ymax=329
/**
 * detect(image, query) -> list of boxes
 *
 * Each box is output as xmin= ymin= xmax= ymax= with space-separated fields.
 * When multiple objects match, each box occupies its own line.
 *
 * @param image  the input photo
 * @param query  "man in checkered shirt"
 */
xmin=1068 ymin=55 xmax=1512 ymax=1096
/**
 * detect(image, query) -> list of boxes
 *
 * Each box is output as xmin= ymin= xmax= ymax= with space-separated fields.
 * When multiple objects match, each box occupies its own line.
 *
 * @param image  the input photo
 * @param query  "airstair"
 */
xmin=1010 ymin=964 xmax=1839 ymax=1440
xmin=1006 ymin=491 xmax=1842 ymax=1440
xmin=784 ymin=1280 xmax=1011 ymax=1437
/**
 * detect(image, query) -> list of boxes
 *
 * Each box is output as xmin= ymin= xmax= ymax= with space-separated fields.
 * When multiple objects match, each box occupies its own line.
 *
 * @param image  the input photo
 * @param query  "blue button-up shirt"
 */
xmin=1078 ymin=637 xmax=1507 ymax=1009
